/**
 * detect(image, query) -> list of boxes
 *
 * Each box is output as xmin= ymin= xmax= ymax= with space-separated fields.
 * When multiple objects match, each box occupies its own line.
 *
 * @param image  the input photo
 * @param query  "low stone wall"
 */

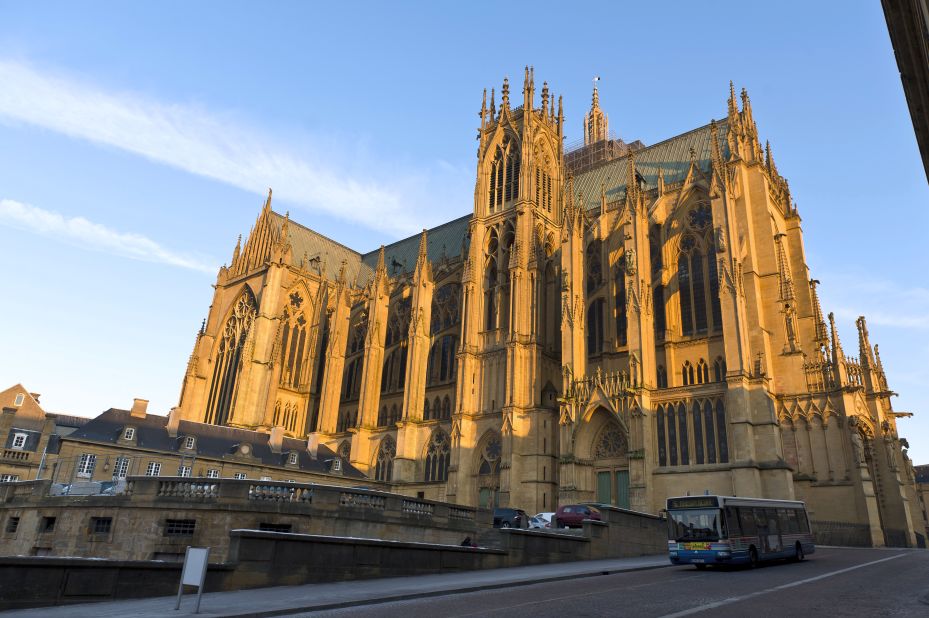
xmin=811 ymin=520 xmax=873 ymax=547
xmin=0 ymin=556 xmax=233 ymax=610
xmin=225 ymin=530 xmax=507 ymax=590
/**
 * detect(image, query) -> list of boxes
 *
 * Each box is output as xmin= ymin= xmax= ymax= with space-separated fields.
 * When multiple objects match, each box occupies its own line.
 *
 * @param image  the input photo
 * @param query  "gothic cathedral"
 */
xmin=176 ymin=69 xmax=923 ymax=547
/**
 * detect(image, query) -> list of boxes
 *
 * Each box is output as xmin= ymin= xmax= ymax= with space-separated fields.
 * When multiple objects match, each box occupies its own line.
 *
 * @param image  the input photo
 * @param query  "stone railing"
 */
xmin=803 ymin=359 xmax=836 ymax=393
xmin=0 ymin=450 xmax=30 ymax=462
xmin=401 ymin=499 xmax=434 ymax=516
xmin=157 ymin=480 xmax=219 ymax=499
xmin=249 ymin=483 xmax=313 ymax=503
xmin=339 ymin=490 xmax=386 ymax=510
xmin=844 ymin=358 xmax=863 ymax=387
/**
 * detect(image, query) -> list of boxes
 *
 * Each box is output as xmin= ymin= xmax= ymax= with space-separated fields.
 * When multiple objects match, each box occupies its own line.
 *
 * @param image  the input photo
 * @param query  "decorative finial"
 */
xmin=502 ymin=77 xmax=510 ymax=108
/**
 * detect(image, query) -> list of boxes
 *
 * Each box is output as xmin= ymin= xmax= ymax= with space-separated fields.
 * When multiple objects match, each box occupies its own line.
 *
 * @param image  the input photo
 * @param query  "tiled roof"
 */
xmin=64 ymin=409 xmax=366 ymax=479
xmin=571 ymin=121 xmax=730 ymax=210
xmin=360 ymin=214 xmax=471 ymax=281
xmin=271 ymin=210 xmax=472 ymax=288
xmin=269 ymin=212 xmax=371 ymax=286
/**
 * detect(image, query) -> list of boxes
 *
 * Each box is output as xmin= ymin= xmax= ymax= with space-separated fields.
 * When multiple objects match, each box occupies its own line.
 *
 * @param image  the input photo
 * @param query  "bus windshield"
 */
xmin=668 ymin=508 xmax=723 ymax=542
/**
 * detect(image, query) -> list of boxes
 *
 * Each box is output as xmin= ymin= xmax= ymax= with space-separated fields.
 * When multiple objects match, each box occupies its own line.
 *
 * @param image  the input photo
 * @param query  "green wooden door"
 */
xmin=615 ymin=469 xmax=630 ymax=509
xmin=597 ymin=471 xmax=612 ymax=504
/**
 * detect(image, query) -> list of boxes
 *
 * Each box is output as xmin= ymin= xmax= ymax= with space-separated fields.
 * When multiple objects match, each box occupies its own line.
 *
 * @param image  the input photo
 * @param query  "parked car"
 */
xmin=528 ymin=516 xmax=547 ymax=529
xmin=553 ymin=504 xmax=601 ymax=528
xmin=493 ymin=507 xmax=529 ymax=528
xmin=533 ymin=512 xmax=556 ymax=528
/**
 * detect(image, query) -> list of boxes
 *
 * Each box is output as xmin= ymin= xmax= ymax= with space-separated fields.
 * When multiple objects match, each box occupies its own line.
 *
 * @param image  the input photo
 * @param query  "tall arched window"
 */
xmin=489 ymin=138 xmax=519 ymax=212
xmin=615 ymin=271 xmax=627 ymax=347
xmin=278 ymin=303 xmax=309 ymax=390
xmin=477 ymin=433 xmax=502 ymax=507
xmin=431 ymin=284 xmax=461 ymax=335
xmin=374 ymin=437 xmax=395 ymax=482
xmin=423 ymin=399 xmax=431 ymax=421
xmin=678 ymin=203 xmax=720 ymax=336
xmin=656 ymin=365 xmax=668 ymax=389
xmin=424 ymin=430 xmax=451 ymax=482
xmin=485 ymin=257 xmax=498 ymax=330
xmin=713 ymin=357 xmax=726 ymax=382
xmin=650 ymin=224 xmax=666 ymax=340
xmin=697 ymin=359 xmax=709 ymax=384
xmin=206 ymin=291 xmax=258 ymax=426
xmin=587 ymin=299 xmax=605 ymax=356
xmin=586 ymin=240 xmax=603 ymax=294
xmin=656 ymin=405 xmax=667 ymax=466
xmin=441 ymin=395 xmax=452 ymax=420
xmin=427 ymin=335 xmax=458 ymax=386
xmin=682 ymin=361 xmax=695 ymax=386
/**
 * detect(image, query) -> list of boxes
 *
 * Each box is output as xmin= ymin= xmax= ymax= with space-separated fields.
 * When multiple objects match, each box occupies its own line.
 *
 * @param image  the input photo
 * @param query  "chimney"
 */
xmin=305 ymin=434 xmax=319 ymax=460
xmin=269 ymin=426 xmax=284 ymax=454
xmin=166 ymin=407 xmax=180 ymax=438
xmin=130 ymin=398 xmax=149 ymax=419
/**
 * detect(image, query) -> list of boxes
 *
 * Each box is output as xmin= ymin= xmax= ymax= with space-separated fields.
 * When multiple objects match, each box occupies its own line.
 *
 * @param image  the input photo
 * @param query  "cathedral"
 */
xmin=176 ymin=69 xmax=924 ymax=547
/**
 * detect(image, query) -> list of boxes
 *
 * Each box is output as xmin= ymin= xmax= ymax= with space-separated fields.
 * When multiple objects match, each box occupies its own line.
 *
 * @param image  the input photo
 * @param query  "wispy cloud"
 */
xmin=0 ymin=198 xmax=218 ymax=273
xmin=818 ymin=272 xmax=929 ymax=331
xmin=0 ymin=59 xmax=448 ymax=237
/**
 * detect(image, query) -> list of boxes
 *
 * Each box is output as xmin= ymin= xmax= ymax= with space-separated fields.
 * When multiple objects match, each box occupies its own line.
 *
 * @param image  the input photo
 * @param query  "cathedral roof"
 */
xmin=359 ymin=213 xmax=471 ymax=281
xmin=268 ymin=211 xmax=370 ymax=284
xmin=268 ymin=211 xmax=471 ymax=287
xmin=572 ymin=120 xmax=729 ymax=209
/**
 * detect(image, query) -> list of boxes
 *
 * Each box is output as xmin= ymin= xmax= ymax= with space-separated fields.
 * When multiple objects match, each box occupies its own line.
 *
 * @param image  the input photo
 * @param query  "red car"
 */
xmin=553 ymin=504 xmax=601 ymax=528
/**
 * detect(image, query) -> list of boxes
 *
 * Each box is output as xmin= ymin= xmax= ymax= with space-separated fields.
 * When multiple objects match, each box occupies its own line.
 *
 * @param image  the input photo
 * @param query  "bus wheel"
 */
xmin=749 ymin=547 xmax=759 ymax=569
xmin=794 ymin=542 xmax=804 ymax=562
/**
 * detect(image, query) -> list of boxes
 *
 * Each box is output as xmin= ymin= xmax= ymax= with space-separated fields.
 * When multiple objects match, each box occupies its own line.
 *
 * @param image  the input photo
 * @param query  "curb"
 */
xmin=221 ymin=562 xmax=672 ymax=618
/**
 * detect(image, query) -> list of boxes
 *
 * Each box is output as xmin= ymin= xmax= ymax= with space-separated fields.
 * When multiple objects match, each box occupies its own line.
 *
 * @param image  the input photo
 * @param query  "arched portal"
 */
xmin=475 ymin=431 xmax=502 ymax=508
xmin=577 ymin=406 xmax=630 ymax=508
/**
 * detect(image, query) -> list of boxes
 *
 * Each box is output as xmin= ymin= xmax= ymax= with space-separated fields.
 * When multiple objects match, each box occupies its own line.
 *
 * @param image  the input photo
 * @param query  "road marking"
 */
xmin=657 ymin=553 xmax=908 ymax=618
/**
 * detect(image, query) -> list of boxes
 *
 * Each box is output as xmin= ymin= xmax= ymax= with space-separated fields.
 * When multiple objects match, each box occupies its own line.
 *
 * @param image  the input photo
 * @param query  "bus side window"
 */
xmin=754 ymin=508 xmax=768 ymax=533
xmin=725 ymin=506 xmax=740 ymax=536
xmin=798 ymin=510 xmax=811 ymax=534
xmin=739 ymin=507 xmax=756 ymax=535
xmin=785 ymin=509 xmax=800 ymax=534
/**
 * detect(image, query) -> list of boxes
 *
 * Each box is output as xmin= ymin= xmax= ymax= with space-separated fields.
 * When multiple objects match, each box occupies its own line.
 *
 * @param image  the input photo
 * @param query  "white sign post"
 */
xmin=175 ymin=546 xmax=210 ymax=614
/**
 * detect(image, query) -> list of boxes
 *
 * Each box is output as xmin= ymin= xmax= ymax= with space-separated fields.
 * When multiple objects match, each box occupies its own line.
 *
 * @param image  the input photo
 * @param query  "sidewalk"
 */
xmin=3 ymin=554 xmax=669 ymax=617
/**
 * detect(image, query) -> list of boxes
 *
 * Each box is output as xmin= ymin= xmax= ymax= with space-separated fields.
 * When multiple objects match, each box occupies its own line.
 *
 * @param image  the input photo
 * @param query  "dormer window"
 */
xmin=13 ymin=394 xmax=24 ymax=407
xmin=123 ymin=427 xmax=135 ymax=441
xmin=331 ymin=459 xmax=342 ymax=473
xmin=11 ymin=433 xmax=27 ymax=450
xmin=184 ymin=436 xmax=195 ymax=450
xmin=288 ymin=452 xmax=298 ymax=465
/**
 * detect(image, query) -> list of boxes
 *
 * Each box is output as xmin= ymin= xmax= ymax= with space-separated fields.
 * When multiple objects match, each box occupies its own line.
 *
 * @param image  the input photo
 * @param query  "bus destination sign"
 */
xmin=667 ymin=497 xmax=718 ymax=509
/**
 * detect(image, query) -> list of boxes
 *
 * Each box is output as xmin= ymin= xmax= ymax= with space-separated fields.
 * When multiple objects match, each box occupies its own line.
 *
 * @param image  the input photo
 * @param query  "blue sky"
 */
xmin=1 ymin=1 xmax=927 ymax=463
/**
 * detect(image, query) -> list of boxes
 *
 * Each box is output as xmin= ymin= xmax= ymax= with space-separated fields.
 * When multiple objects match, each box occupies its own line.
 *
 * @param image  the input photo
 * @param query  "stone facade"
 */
xmin=173 ymin=70 xmax=926 ymax=546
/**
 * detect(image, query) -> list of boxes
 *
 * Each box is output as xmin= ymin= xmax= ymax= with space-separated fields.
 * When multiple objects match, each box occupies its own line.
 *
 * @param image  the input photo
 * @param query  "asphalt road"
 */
xmin=300 ymin=547 xmax=929 ymax=618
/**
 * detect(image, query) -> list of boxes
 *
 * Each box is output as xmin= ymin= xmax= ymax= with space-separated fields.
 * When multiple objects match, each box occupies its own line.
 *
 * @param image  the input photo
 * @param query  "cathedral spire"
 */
xmin=263 ymin=188 xmax=272 ymax=212
xmin=414 ymin=229 xmax=432 ymax=282
xmin=523 ymin=65 xmax=534 ymax=110
xmin=375 ymin=245 xmax=386 ymax=274
xmin=231 ymin=234 xmax=241 ymax=266
xmin=490 ymin=87 xmax=496 ymax=120
xmin=480 ymin=88 xmax=487 ymax=128
xmin=856 ymin=315 xmax=876 ymax=368
xmin=557 ymin=94 xmax=564 ymax=138
xmin=765 ymin=140 xmax=779 ymax=176
xmin=809 ymin=279 xmax=828 ymax=344
xmin=584 ymin=80 xmax=608 ymax=145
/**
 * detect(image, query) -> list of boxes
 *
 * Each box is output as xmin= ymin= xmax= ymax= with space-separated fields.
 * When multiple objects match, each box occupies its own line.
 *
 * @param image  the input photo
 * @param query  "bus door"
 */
xmin=758 ymin=508 xmax=782 ymax=553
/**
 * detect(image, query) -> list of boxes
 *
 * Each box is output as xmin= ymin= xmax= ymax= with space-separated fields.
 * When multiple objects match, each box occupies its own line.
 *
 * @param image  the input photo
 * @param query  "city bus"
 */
xmin=665 ymin=495 xmax=815 ymax=568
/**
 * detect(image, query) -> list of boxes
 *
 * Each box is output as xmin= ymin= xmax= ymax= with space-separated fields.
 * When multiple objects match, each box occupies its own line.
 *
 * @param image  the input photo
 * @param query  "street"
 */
xmin=303 ymin=547 xmax=929 ymax=617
